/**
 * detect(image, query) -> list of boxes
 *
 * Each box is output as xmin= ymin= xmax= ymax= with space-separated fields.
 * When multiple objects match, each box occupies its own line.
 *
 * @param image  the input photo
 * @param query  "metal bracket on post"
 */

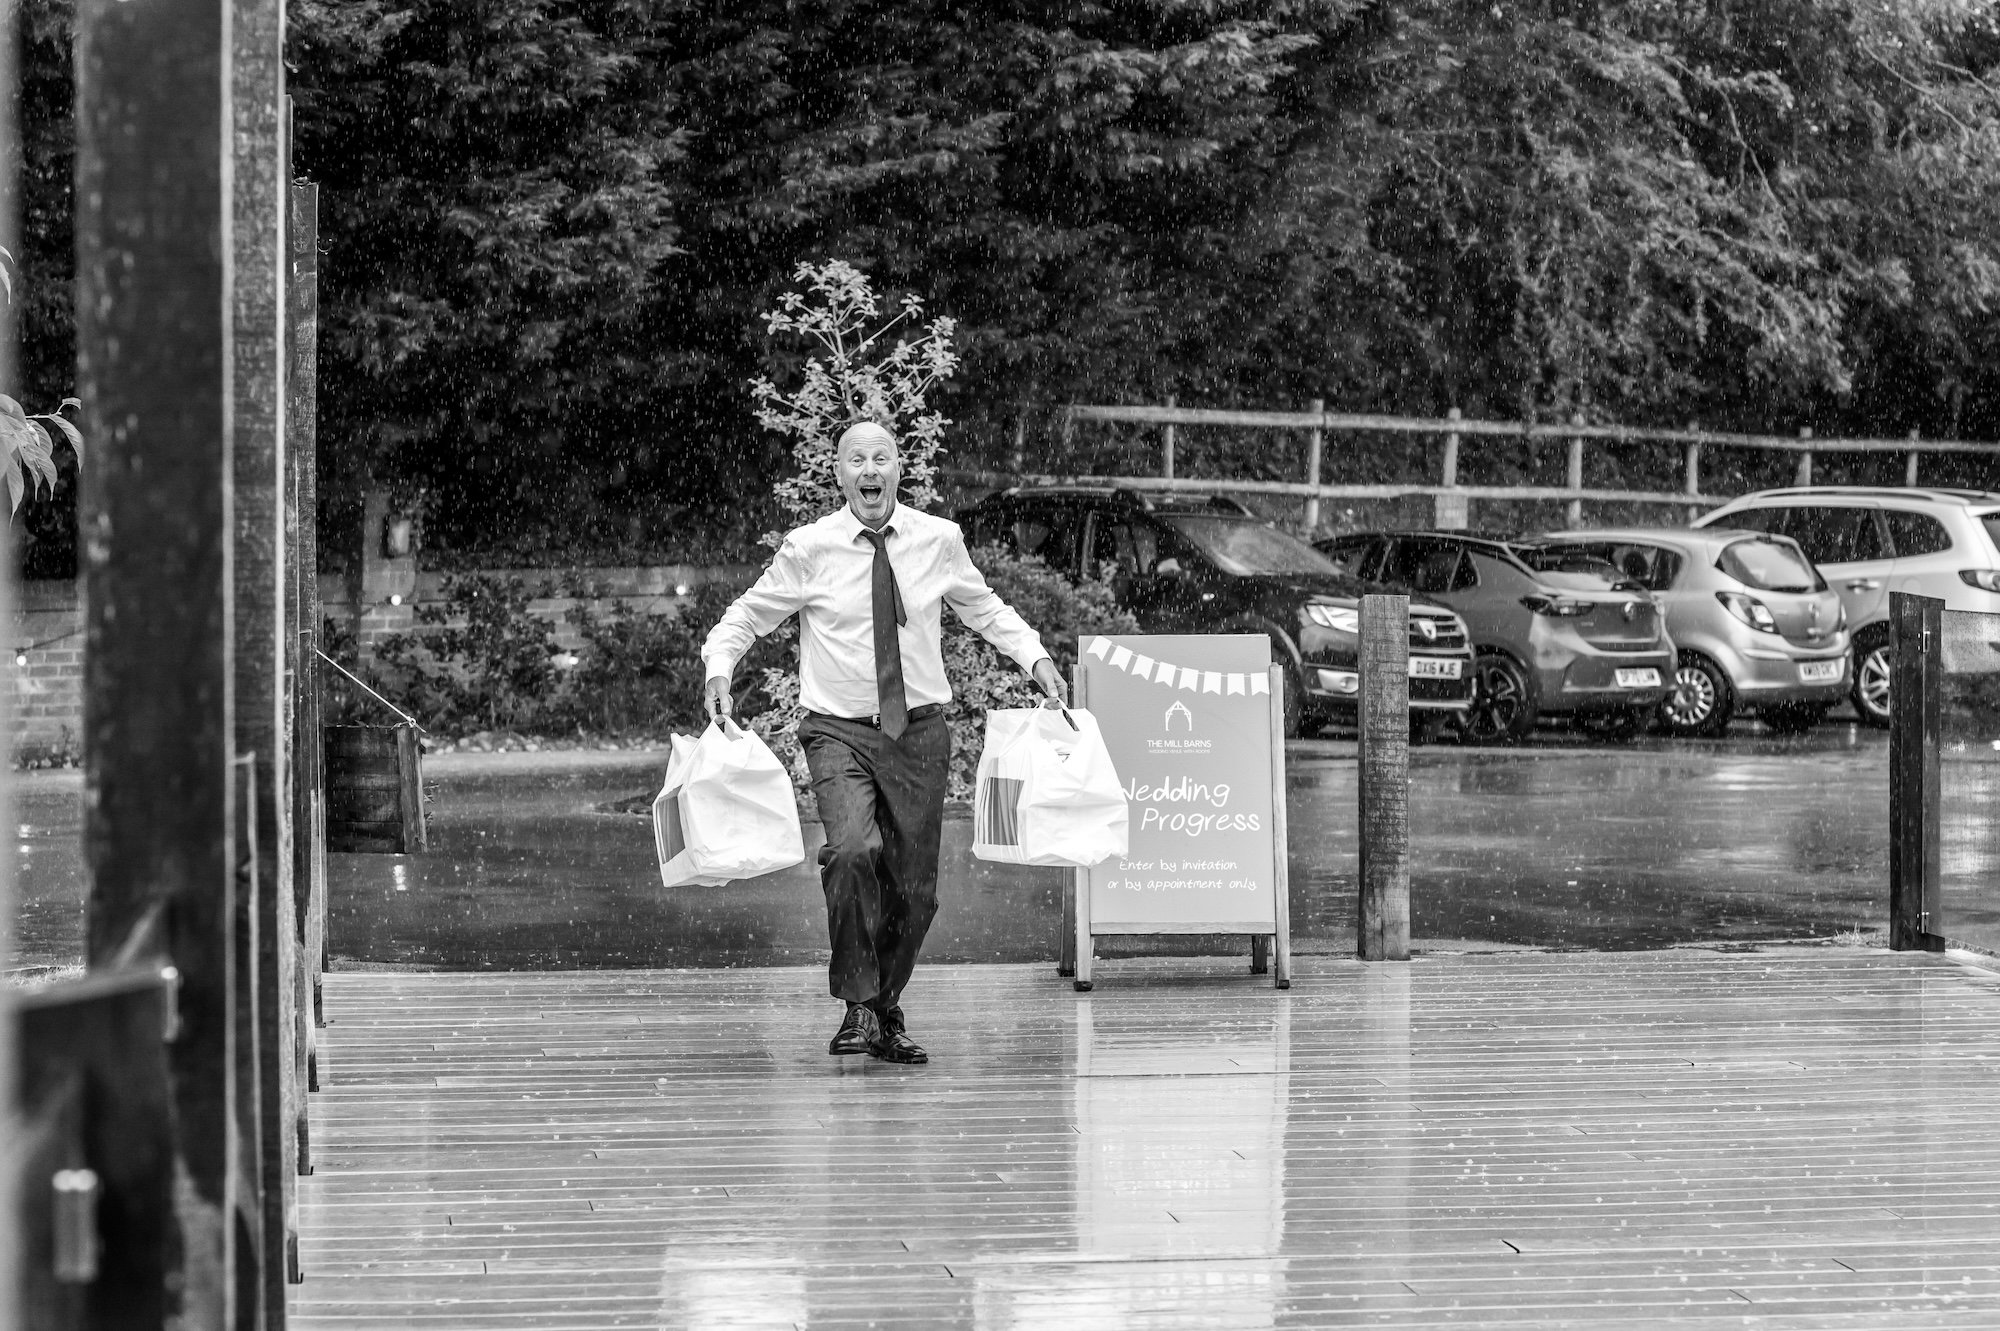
xmin=1889 ymin=592 xmax=1947 ymax=951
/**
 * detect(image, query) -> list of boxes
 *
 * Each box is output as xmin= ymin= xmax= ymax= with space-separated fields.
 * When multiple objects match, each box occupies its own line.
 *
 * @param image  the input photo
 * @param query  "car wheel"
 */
xmin=1851 ymin=629 xmax=1892 ymax=728
xmin=1454 ymin=652 xmax=1537 ymax=744
xmin=1659 ymin=652 xmax=1733 ymax=738
xmin=1761 ymin=702 xmax=1829 ymax=735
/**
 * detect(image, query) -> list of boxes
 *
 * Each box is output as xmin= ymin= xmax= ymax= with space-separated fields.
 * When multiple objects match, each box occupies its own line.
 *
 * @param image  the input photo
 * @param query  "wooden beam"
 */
xmin=1357 ymin=595 xmax=1410 ymax=962
xmin=944 ymin=468 xmax=1731 ymax=508
xmin=1889 ymin=592 xmax=1945 ymax=952
xmin=75 ymin=0 xmax=236 ymax=1318
xmin=1064 ymin=402 xmax=2000 ymax=456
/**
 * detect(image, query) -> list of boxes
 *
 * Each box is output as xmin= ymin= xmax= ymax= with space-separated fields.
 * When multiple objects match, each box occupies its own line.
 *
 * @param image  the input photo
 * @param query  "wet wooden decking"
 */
xmin=292 ymin=950 xmax=2000 ymax=1328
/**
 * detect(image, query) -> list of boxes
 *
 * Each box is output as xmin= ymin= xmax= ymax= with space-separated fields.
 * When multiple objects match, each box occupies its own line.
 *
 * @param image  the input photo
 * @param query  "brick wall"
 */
xmin=12 ymin=580 xmax=86 ymax=757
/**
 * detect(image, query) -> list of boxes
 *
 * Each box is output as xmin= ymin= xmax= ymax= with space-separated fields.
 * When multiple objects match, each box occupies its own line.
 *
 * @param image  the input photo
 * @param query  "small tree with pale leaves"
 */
xmin=749 ymin=259 xmax=958 ymax=543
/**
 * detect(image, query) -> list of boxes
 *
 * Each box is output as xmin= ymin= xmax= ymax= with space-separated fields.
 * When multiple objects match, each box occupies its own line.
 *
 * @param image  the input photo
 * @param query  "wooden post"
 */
xmin=1906 ymin=430 xmax=1920 ymax=488
xmin=1684 ymin=422 xmax=1702 ymax=523
xmin=1436 ymin=407 xmax=1466 ymax=529
xmin=1267 ymin=664 xmax=1292 ymax=989
xmin=233 ymin=0 xmax=299 ymax=1306
xmin=1071 ymin=664 xmax=1093 ymax=992
xmin=288 ymin=182 xmax=326 ymax=1078
xmin=1302 ymin=398 xmax=1324 ymax=536
xmin=1889 ymin=592 xmax=1945 ymax=951
xmin=1358 ymin=594 xmax=1411 ymax=962
xmin=1161 ymin=394 xmax=1176 ymax=480
xmin=1796 ymin=427 xmax=1814 ymax=486
xmin=75 ymin=0 xmax=239 ymax=1317
xmin=1565 ymin=416 xmax=1584 ymax=527
xmin=0 ymin=8 xmax=17 ymax=1308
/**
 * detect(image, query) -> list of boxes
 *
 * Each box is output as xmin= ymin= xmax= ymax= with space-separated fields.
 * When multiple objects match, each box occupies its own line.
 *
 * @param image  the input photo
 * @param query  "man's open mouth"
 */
xmin=859 ymin=484 xmax=884 ymax=501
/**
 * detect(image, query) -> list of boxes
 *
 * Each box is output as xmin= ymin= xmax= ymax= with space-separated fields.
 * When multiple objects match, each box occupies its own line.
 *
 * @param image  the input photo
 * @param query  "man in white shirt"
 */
xmin=702 ymin=421 xmax=1065 ymax=1064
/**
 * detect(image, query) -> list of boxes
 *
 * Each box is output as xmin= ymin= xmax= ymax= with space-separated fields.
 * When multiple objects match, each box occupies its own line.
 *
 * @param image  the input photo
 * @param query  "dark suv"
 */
xmin=957 ymin=486 xmax=1474 ymax=736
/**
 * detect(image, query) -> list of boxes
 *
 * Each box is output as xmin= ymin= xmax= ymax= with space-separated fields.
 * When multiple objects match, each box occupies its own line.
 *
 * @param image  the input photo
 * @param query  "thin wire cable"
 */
xmin=314 ymin=647 xmax=425 ymax=733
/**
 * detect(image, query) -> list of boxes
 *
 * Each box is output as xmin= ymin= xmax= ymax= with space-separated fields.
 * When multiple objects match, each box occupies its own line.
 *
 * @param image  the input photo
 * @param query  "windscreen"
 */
xmin=1162 ymin=515 xmax=1349 ymax=578
xmin=1509 ymin=544 xmax=1640 ymax=592
xmin=1717 ymin=537 xmax=1825 ymax=593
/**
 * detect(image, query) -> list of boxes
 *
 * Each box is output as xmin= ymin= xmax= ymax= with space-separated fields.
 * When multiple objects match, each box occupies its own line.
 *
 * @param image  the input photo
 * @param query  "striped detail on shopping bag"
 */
xmin=658 ymin=793 xmax=687 ymax=861
xmin=980 ymin=777 xmax=1024 ymax=847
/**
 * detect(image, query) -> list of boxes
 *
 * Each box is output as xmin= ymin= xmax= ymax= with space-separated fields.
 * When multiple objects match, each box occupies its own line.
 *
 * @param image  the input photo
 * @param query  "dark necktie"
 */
xmin=859 ymin=526 xmax=908 ymax=738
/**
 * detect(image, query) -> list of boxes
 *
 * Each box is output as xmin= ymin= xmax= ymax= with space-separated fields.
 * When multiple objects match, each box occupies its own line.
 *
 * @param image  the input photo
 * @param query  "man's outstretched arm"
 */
xmin=942 ymin=531 xmax=1067 ymax=706
xmin=701 ymin=537 xmax=810 ymax=719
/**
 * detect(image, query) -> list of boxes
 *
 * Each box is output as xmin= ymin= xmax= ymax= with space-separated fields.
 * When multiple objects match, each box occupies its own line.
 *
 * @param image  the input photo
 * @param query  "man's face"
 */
xmin=836 ymin=434 xmax=901 ymax=527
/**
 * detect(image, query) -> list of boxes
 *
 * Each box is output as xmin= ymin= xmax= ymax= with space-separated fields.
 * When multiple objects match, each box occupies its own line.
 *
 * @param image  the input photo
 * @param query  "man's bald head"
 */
xmin=834 ymin=421 xmax=901 ymax=528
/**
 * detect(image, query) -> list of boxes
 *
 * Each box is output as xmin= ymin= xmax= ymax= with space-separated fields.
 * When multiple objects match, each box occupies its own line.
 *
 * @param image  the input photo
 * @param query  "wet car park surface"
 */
xmin=17 ymin=709 xmax=2000 ymax=972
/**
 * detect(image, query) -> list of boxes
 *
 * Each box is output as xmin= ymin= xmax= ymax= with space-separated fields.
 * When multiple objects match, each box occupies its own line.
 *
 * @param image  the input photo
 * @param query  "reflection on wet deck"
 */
xmin=292 ymin=951 xmax=2000 ymax=1328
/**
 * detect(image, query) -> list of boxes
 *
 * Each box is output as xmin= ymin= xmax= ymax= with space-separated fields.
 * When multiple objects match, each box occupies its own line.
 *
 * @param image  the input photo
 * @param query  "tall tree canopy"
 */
xmin=18 ymin=0 xmax=2000 ymax=565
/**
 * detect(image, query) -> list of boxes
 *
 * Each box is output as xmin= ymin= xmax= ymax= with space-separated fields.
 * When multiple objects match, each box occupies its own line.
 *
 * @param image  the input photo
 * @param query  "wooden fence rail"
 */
xmin=1028 ymin=402 xmax=2000 ymax=531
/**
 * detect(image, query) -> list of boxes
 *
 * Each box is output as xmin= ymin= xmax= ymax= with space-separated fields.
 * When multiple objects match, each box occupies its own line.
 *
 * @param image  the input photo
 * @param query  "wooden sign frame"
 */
xmin=1060 ymin=653 xmax=1292 ymax=991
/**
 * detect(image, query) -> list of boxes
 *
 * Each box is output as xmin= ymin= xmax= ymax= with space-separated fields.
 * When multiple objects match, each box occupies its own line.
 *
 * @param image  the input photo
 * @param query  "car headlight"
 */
xmin=1305 ymin=603 xmax=1359 ymax=632
xmin=1716 ymin=590 xmax=1780 ymax=633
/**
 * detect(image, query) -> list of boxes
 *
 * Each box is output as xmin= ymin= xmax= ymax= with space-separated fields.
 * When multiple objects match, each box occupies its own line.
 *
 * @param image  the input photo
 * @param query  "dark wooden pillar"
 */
xmin=232 ymin=0 xmax=297 ymax=1316
xmin=0 ymin=0 xmax=19 ymax=1307
xmin=1358 ymin=594 xmax=1411 ymax=961
xmin=286 ymin=184 xmax=324 ymax=1060
xmin=1889 ymin=592 xmax=1946 ymax=952
xmin=75 ymin=0 xmax=237 ymax=1320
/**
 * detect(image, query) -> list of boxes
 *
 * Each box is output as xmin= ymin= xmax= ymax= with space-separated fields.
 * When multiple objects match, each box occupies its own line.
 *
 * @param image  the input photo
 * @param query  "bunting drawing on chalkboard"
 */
xmin=1085 ymin=637 xmax=1271 ymax=695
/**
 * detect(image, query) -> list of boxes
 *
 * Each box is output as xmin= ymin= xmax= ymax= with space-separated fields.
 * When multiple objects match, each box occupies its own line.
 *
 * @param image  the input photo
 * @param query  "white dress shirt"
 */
xmin=702 ymin=504 xmax=1050 ymax=718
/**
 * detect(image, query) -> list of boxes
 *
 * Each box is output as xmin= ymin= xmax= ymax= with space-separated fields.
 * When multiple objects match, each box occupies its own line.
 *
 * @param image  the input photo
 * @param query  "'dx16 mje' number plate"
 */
xmin=1408 ymin=657 xmax=1464 ymax=679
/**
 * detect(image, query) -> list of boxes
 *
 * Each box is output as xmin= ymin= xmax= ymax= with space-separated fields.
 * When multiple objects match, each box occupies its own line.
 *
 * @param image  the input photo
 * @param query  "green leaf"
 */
xmin=35 ymin=413 xmax=83 ymax=467
xmin=21 ymin=421 xmax=57 ymax=491
xmin=4 ymin=454 xmax=22 ymax=515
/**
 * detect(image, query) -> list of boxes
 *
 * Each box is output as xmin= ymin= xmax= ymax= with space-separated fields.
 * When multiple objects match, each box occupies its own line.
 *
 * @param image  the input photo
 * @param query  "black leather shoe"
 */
xmin=872 ymin=1010 xmax=928 ymax=1065
xmin=828 ymin=1003 xmax=881 ymax=1056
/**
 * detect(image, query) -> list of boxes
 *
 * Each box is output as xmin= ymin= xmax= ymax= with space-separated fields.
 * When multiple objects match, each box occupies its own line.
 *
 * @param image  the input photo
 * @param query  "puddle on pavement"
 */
xmin=11 ymin=722 xmax=1972 ymax=972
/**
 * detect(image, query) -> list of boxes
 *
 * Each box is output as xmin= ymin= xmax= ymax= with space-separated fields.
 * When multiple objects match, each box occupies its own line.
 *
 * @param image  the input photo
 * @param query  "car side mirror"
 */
xmin=1155 ymin=557 xmax=1183 ymax=579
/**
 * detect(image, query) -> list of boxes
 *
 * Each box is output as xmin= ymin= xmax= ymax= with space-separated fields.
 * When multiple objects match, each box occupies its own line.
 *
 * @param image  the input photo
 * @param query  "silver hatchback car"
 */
xmin=1536 ymin=528 xmax=1850 ymax=735
xmin=1536 ymin=527 xmax=1848 ymax=735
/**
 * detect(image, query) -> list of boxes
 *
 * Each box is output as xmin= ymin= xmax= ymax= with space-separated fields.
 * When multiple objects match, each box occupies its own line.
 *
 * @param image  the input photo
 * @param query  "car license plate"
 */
xmin=1799 ymin=659 xmax=1841 ymax=683
xmin=1408 ymin=657 xmax=1463 ymax=680
xmin=1615 ymin=668 xmax=1662 ymax=688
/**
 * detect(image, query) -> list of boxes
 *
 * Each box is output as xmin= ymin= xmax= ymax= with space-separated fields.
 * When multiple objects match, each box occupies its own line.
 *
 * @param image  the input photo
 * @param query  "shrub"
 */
xmin=560 ymin=582 xmax=785 ymax=737
xmin=373 ymin=573 xmax=561 ymax=733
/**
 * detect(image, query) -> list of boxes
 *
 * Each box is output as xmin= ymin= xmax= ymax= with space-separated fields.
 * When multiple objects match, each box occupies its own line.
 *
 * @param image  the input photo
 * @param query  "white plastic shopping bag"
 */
xmin=653 ymin=719 xmax=806 ymax=887
xmin=972 ymin=707 xmax=1129 ymax=867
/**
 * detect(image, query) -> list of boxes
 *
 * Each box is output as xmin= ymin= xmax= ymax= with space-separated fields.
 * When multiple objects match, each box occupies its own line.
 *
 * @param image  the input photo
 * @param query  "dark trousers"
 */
xmin=796 ymin=710 xmax=950 ymax=1013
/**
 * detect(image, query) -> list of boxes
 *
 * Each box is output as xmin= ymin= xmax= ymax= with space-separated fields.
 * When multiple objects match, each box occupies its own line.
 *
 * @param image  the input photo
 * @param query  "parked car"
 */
xmin=1692 ymin=487 xmax=2000 ymax=726
xmin=1531 ymin=528 xmax=1849 ymax=736
xmin=955 ymin=486 xmax=1475 ymax=736
xmin=1317 ymin=531 xmax=1675 ymax=742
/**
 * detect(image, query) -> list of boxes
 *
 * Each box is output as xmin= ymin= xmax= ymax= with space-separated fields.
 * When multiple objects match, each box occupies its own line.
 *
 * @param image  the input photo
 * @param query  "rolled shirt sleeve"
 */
xmin=701 ymin=537 xmax=810 ymax=681
xmin=941 ymin=528 xmax=1050 ymax=673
